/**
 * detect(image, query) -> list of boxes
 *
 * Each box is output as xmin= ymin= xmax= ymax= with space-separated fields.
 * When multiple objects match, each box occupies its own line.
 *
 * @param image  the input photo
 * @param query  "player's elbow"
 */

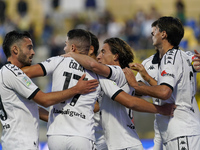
xmin=33 ymin=91 xmax=52 ymax=108
xmin=41 ymin=102 xmax=51 ymax=108
xmin=160 ymin=90 xmax=172 ymax=100
xmin=89 ymin=61 xmax=99 ymax=71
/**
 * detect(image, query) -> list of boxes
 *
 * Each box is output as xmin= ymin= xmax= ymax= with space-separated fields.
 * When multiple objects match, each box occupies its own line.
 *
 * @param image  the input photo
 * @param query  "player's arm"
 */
xmin=62 ymin=52 xmax=111 ymax=78
xmin=193 ymin=49 xmax=200 ymax=72
xmin=128 ymin=63 xmax=157 ymax=86
xmin=123 ymin=67 xmax=172 ymax=100
xmin=38 ymin=106 xmax=49 ymax=122
xmin=22 ymin=64 xmax=44 ymax=78
xmin=32 ymin=74 xmax=99 ymax=107
xmin=113 ymin=90 xmax=175 ymax=116
xmin=93 ymin=101 xmax=100 ymax=113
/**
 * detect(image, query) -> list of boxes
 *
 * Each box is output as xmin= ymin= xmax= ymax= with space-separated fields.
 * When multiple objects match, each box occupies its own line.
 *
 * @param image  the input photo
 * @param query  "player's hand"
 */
xmin=193 ymin=50 xmax=200 ymax=72
xmin=75 ymin=74 xmax=99 ymax=94
xmin=130 ymin=63 xmax=150 ymax=79
xmin=157 ymin=103 xmax=176 ymax=116
xmin=128 ymin=63 xmax=144 ymax=72
xmin=123 ymin=67 xmax=137 ymax=87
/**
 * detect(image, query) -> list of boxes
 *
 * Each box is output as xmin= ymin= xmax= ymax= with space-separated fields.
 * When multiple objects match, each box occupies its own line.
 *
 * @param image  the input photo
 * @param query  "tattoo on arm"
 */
xmin=138 ymin=82 xmax=144 ymax=86
xmin=147 ymin=78 xmax=151 ymax=83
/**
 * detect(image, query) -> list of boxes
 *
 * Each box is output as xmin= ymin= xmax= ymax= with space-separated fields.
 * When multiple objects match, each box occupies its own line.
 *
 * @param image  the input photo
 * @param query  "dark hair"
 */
xmin=88 ymin=31 xmax=99 ymax=56
xmin=67 ymin=29 xmax=91 ymax=54
xmin=104 ymin=38 xmax=134 ymax=69
xmin=151 ymin=16 xmax=184 ymax=47
xmin=3 ymin=30 xmax=31 ymax=58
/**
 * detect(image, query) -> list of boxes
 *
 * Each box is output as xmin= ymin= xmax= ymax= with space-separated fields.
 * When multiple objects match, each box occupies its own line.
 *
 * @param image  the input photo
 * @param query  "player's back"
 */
xmin=40 ymin=56 xmax=101 ymax=141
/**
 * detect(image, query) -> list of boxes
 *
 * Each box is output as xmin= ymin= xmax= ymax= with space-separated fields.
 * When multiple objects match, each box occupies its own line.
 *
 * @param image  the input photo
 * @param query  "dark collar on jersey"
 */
xmin=167 ymin=46 xmax=179 ymax=52
xmin=152 ymin=51 xmax=160 ymax=64
xmin=6 ymin=61 xmax=11 ymax=64
xmin=154 ymin=46 xmax=179 ymax=65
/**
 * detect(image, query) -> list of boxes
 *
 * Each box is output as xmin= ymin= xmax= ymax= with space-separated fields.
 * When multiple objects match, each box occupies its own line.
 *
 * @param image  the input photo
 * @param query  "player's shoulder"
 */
xmin=2 ymin=63 xmax=24 ymax=77
xmin=141 ymin=54 xmax=155 ymax=66
xmin=108 ymin=65 xmax=121 ymax=70
xmin=185 ymin=50 xmax=194 ymax=56
xmin=163 ymin=48 xmax=181 ymax=65
xmin=108 ymin=65 xmax=123 ymax=75
xmin=44 ymin=56 xmax=66 ymax=63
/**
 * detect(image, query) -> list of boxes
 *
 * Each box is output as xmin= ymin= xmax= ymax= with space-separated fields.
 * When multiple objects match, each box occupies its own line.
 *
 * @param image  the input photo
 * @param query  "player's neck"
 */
xmin=159 ymin=42 xmax=174 ymax=58
xmin=7 ymin=57 xmax=24 ymax=68
xmin=113 ymin=61 xmax=120 ymax=67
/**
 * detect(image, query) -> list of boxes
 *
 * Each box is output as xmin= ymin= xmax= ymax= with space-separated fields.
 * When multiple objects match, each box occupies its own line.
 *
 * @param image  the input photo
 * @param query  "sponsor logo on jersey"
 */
xmin=161 ymin=70 xmax=174 ymax=78
xmin=22 ymin=77 xmax=32 ymax=86
xmin=53 ymin=108 xmax=86 ymax=119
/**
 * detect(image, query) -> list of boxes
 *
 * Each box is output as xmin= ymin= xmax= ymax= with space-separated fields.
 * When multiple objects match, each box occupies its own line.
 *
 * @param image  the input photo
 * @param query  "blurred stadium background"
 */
xmin=0 ymin=0 xmax=200 ymax=149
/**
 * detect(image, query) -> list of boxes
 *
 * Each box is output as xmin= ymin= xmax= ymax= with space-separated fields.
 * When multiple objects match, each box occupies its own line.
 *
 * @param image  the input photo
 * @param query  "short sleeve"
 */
xmin=3 ymin=65 xmax=39 ymax=99
xmin=98 ymin=75 xmax=123 ymax=100
xmin=158 ymin=50 xmax=182 ymax=89
xmin=39 ymin=56 xmax=65 ymax=76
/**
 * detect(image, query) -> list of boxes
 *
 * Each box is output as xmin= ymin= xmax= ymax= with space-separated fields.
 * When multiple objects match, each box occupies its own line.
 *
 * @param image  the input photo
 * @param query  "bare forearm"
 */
xmin=71 ymin=53 xmax=110 ymax=77
xmin=114 ymin=91 xmax=158 ymax=113
xmin=71 ymin=53 xmax=96 ymax=71
xmin=39 ymin=107 xmax=49 ymax=122
xmin=142 ymin=74 xmax=157 ymax=86
xmin=22 ymin=64 xmax=44 ymax=78
xmin=34 ymin=86 xmax=79 ymax=107
xmin=130 ymin=83 xmax=171 ymax=100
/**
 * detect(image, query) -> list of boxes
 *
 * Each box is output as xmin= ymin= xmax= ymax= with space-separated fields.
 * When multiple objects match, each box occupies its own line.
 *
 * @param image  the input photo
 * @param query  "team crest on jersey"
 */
xmin=161 ymin=70 xmax=174 ymax=78
xmin=22 ymin=77 xmax=32 ymax=86
xmin=148 ymin=65 xmax=155 ymax=70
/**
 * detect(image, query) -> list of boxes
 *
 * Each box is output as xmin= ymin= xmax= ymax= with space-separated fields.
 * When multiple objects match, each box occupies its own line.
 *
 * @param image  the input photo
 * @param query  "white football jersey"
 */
xmin=156 ymin=49 xmax=200 ymax=143
xmin=136 ymin=52 xmax=161 ymax=105
xmin=93 ymin=90 xmax=106 ymax=146
xmin=136 ymin=51 xmax=200 ymax=148
xmin=99 ymin=65 xmax=142 ymax=150
xmin=40 ymin=56 xmax=121 ymax=141
xmin=0 ymin=63 xmax=40 ymax=150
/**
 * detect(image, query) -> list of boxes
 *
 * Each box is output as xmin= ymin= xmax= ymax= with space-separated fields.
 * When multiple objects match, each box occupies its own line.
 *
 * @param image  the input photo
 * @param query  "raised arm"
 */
xmin=128 ymin=63 xmax=157 ymax=86
xmin=22 ymin=64 xmax=44 ymax=78
xmin=123 ymin=67 xmax=172 ymax=100
xmin=63 ymin=52 xmax=111 ymax=78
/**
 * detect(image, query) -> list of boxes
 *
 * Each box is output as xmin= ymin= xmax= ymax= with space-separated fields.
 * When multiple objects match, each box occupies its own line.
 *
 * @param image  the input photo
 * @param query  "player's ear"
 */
xmin=71 ymin=44 xmax=76 ymax=52
xmin=113 ymin=53 xmax=119 ymax=61
xmin=162 ymin=31 xmax=167 ymax=39
xmin=88 ymin=45 xmax=94 ymax=56
xmin=12 ymin=45 xmax=19 ymax=55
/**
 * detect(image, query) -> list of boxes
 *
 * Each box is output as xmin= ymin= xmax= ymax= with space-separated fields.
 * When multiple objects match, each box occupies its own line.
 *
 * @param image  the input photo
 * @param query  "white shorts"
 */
xmin=95 ymin=137 xmax=108 ymax=150
xmin=48 ymin=135 xmax=95 ymax=150
xmin=153 ymin=120 xmax=163 ymax=150
xmin=163 ymin=135 xmax=200 ymax=150
xmin=124 ymin=144 xmax=144 ymax=150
